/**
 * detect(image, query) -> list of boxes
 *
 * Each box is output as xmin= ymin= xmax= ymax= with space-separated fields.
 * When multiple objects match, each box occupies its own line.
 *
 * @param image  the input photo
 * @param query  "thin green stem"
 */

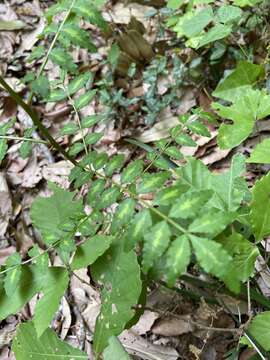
xmin=27 ymin=0 xmax=76 ymax=106
xmin=0 ymin=135 xmax=48 ymax=144
xmin=0 ymin=76 xmax=78 ymax=166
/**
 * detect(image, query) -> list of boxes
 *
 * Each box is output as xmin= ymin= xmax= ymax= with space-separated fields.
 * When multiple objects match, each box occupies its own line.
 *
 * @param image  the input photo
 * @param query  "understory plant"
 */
xmin=1 ymin=0 xmax=270 ymax=359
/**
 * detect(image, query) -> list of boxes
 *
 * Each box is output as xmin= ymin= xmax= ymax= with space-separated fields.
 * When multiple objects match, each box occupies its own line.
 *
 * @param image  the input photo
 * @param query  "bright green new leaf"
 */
xmin=165 ymin=235 xmax=191 ymax=286
xmin=166 ymin=0 xmax=184 ymax=9
xmin=233 ymin=0 xmax=262 ymax=5
xmin=92 ymin=246 xmax=141 ymax=354
xmin=247 ymin=138 xmax=270 ymax=164
xmin=247 ymin=312 xmax=270 ymax=351
xmin=71 ymin=235 xmax=113 ymax=270
xmin=49 ymin=48 xmax=77 ymax=73
xmin=74 ymin=89 xmax=97 ymax=110
xmin=213 ymin=61 xmax=264 ymax=101
xmin=30 ymin=183 xmax=83 ymax=244
xmin=103 ymin=336 xmax=131 ymax=360
xmin=142 ymin=221 xmax=171 ymax=273
xmin=189 ymin=235 xmax=232 ymax=279
xmin=121 ymin=159 xmax=144 ymax=184
xmin=4 ymin=252 xmax=21 ymax=297
xmin=137 ymin=171 xmax=171 ymax=194
xmin=169 ymin=189 xmax=213 ymax=219
xmin=12 ymin=321 xmax=87 ymax=359
xmin=33 ymin=267 xmax=69 ymax=337
xmin=250 ymin=172 xmax=270 ymax=242
xmin=189 ymin=209 xmax=236 ymax=236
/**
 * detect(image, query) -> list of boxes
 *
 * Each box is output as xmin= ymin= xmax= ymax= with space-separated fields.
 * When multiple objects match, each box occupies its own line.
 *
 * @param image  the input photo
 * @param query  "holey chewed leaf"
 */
xmin=12 ymin=321 xmax=88 ymax=360
xmin=250 ymin=172 xmax=270 ymax=242
xmin=165 ymin=235 xmax=191 ymax=286
xmin=92 ymin=246 xmax=141 ymax=354
xmin=30 ymin=183 xmax=83 ymax=245
xmin=189 ymin=235 xmax=232 ymax=279
xmin=142 ymin=221 xmax=171 ymax=273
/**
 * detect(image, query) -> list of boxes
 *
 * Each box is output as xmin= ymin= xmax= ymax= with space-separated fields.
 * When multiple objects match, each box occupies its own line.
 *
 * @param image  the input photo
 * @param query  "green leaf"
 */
xmin=68 ymin=142 xmax=85 ymax=156
xmin=125 ymin=209 xmax=152 ymax=251
xmin=214 ymin=89 xmax=270 ymax=149
xmin=20 ymin=128 xmax=33 ymax=159
xmin=92 ymin=246 xmax=141 ymax=354
xmin=217 ymin=5 xmax=242 ymax=24
xmin=211 ymin=154 xmax=246 ymax=211
xmin=4 ymin=253 xmax=21 ymax=297
xmin=81 ymin=114 xmax=104 ymax=128
xmin=73 ymin=0 xmax=108 ymax=31
xmin=186 ymin=120 xmax=211 ymax=137
xmin=154 ymin=184 xmax=189 ymax=206
xmin=189 ymin=235 xmax=232 ymax=279
xmin=250 ymin=172 xmax=270 ymax=242
xmin=31 ymin=75 xmax=50 ymax=98
xmin=33 ymin=267 xmax=69 ymax=337
xmin=142 ymin=221 xmax=171 ymax=273
xmin=181 ymin=7 xmax=214 ymax=38
xmin=0 ymin=266 xmax=66 ymax=321
xmin=247 ymin=138 xmax=270 ymax=164
xmin=103 ymin=336 xmax=131 ymax=360
xmin=105 ymin=154 xmax=125 ymax=177
xmin=164 ymin=146 xmax=183 ymax=160
xmin=61 ymin=24 xmax=96 ymax=52
xmin=74 ymin=89 xmax=97 ymax=110
xmin=137 ymin=171 xmax=171 ymax=194
xmin=189 ymin=209 xmax=236 ymax=236
xmin=221 ymin=232 xmax=259 ymax=282
xmin=112 ymin=198 xmax=136 ymax=230
xmin=233 ymin=0 xmax=263 ymax=6
xmin=169 ymin=190 xmax=213 ymax=219
xmin=71 ymin=235 xmax=113 ymax=270
xmin=166 ymin=0 xmax=184 ymax=9
xmin=176 ymin=157 xmax=212 ymax=190
xmin=85 ymin=132 xmax=103 ymax=145
xmin=0 ymin=139 xmax=8 ymax=163
xmin=165 ymin=235 xmax=191 ymax=286
xmin=60 ymin=122 xmax=79 ymax=135
xmin=97 ymin=186 xmax=121 ymax=209
xmin=247 ymin=312 xmax=270 ymax=351
xmin=30 ymin=183 xmax=83 ymax=244
xmin=49 ymin=48 xmax=77 ymax=73
xmin=121 ymin=159 xmax=144 ymax=184
xmin=12 ymin=321 xmax=88 ymax=359
xmin=87 ymin=179 xmax=106 ymax=205
xmin=108 ymin=43 xmax=120 ymax=71
xmin=197 ymin=24 xmax=232 ymax=48
xmin=212 ymin=61 xmax=264 ymax=101
xmin=174 ymin=133 xmax=197 ymax=147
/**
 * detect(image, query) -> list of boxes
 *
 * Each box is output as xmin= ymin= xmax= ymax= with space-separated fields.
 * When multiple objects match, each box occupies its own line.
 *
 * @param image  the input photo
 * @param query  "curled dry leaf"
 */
xmin=151 ymin=315 xmax=195 ymax=337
